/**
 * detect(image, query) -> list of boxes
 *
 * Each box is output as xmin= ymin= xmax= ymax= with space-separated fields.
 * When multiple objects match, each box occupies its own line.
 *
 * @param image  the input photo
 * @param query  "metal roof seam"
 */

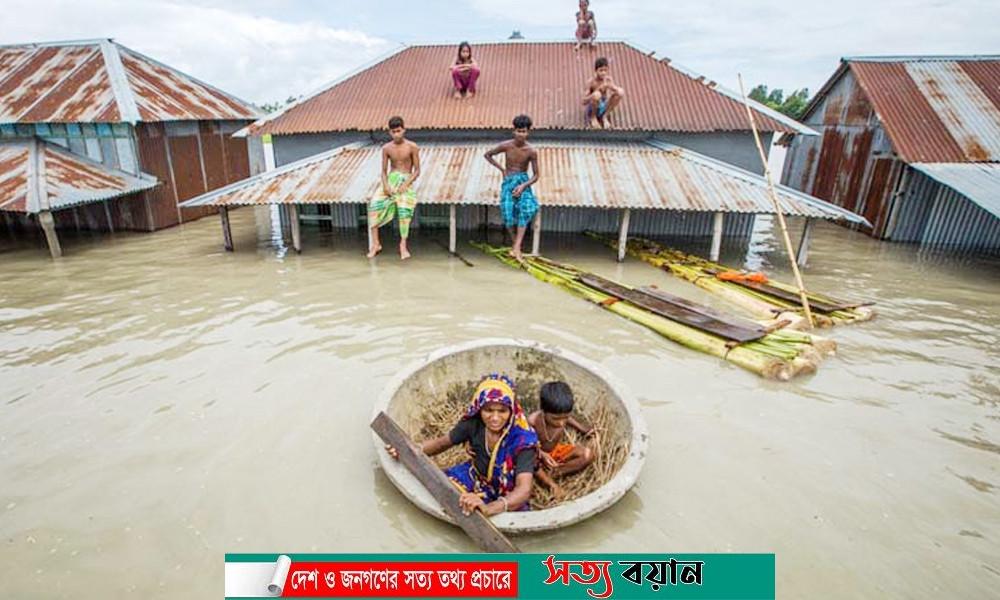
xmin=101 ymin=40 xmax=142 ymax=123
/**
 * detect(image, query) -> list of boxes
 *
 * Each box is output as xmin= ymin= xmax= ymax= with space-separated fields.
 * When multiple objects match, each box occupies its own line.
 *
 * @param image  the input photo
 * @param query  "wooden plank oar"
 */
xmin=370 ymin=412 xmax=519 ymax=553
xmin=579 ymin=273 xmax=767 ymax=342
xmin=637 ymin=285 xmax=769 ymax=333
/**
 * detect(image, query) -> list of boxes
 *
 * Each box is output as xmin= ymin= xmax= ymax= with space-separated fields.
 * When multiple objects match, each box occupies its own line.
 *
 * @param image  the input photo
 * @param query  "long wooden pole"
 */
xmin=370 ymin=412 xmax=519 ymax=553
xmin=737 ymin=74 xmax=814 ymax=328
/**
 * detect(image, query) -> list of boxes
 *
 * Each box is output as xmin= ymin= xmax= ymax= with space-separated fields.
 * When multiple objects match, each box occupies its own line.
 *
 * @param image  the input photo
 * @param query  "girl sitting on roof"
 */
xmin=387 ymin=374 xmax=538 ymax=516
xmin=450 ymin=41 xmax=480 ymax=99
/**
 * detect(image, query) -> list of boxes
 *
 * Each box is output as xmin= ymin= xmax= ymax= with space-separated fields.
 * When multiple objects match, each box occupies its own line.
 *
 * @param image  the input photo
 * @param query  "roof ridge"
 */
xmin=0 ymin=38 xmax=109 ymax=49
xmin=845 ymin=55 xmax=1000 ymax=62
xmin=115 ymin=42 xmax=261 ymax=119
xmin=101 ymin=40 xmax=142 ymax=123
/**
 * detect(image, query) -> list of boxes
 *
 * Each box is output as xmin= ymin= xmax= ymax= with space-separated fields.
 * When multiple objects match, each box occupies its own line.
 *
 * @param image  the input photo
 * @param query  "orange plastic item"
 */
xmin=716 ymin=271 xmax=769 ymax=284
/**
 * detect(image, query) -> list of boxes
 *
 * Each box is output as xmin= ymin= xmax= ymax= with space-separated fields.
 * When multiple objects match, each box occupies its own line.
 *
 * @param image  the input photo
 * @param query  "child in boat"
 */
xmin=574 ymin=0 xmax=597 ymax=51
xmin=484 ymin=115 xmax=540 ymax=262
xmin=386 ymin=374 xmax=538 ymax=516
xmin=584 ymin=57 xmax=625 ymax=129
xmin=450 ymin=41 xmax=480 ymax=99
xmin=528 ymin=381 xmax=596 ymax=501
xmin=367 ymin=116 xmax=421 ymax=260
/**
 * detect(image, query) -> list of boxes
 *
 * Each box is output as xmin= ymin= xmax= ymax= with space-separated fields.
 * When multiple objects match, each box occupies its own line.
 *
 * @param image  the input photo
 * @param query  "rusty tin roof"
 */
xmin=179 ymin=140 xmax=866 ymax=225
xmin=0 ymin=39 xmax=260 ymax=124
xmin=247 ymin=41 xmax=813 ymax=136
xmin=0 ymin=138 xmax=158 ymax=213
xmin=803 ymin=56 xmax=1000 ymax=163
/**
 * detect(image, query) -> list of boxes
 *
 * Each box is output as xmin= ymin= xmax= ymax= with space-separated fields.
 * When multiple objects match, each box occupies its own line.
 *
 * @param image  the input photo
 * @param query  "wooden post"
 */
xmin=530 ymin=208 xmax=542 ymax=256
xmin=710 ymin=212 xmax=724 ymax=261
xmin=3 ymin=211 xmax=15 ymax=236
xmin=449 ymin=204 xmax=457 ymax=253
xmin=103 ymin=200 xmax=115 ymax=233
xmin=617 ymin=208 xmax=631 ymax=262
xmin=796 ymin=218 xmax=814 ymax=267
xmin=738 ymin=74 xmax=814 ymax=328
xmin=289 ymin=204 xmax=302 ymax=253
xmin=38 ymin=210 xmax=62 ymax=259
xmin=72 ymin=207 xmax=82 ymax=232
xmin=371 ymin=412 xmax=520 ymax=553
xmin=220 ymin=206 xmax=234 ymax=252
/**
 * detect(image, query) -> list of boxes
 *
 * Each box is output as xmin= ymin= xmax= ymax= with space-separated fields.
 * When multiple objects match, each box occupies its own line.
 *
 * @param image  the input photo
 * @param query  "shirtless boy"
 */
xmin=584 ymin=57 xmax=625 ymax=129
xmin=367 ymin=116 xmax=421 ymax=259
xmin=483 ymin=114 xmax=540 ymax=262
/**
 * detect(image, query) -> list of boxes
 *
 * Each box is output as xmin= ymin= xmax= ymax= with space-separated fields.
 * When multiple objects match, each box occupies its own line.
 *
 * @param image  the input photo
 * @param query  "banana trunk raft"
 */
xmin=587 ymin=233 xmax=876 ymax=329
xmin=472 ymin=243 xmax=835 ymax=381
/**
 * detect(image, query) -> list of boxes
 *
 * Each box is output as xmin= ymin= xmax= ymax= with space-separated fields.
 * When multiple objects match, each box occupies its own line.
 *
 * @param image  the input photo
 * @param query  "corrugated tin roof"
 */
xmin=247 ymin=41 xmax=813 ymax=136
xmin=845 ymin=56 xmax=1000 ymax=163
xmin=179 ymin=140 xmax=867 ymax=225
xmin=0 ymin=137 xmax=158 ymax=213
xmin=0 ymin=39 xmax=260 ymax=124
xmin=909 ymin=162 xmax=1000 ymax=219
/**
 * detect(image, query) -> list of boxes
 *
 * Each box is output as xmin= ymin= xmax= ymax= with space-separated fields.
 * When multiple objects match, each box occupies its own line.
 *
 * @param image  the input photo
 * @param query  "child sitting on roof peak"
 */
xmin=584 ymin=56 xmax=625 ymax=129
xmin=450 ymin=42 xmax=480 ymax=99
xmin=575 ymin=0 xmax=597 ymax=51
xmin=367 ymin=116 xmax=421 ymax=260
xmin=484 ymin=115 xmax=540 ymax=263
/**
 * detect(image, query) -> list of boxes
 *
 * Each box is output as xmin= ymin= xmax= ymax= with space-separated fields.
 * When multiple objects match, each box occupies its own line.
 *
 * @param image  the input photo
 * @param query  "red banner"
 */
xmin=281 ymin=561 xmax=518 ymax=598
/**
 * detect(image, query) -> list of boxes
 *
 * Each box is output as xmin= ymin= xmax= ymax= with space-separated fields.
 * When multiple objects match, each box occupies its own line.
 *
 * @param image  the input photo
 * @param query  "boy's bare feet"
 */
xmin=574 ymin=42 xmax=581 ymax=52
xmin=399 ymin=242 xmax=411 ymax=260
xmin=453 ymin=90 xmax=463 ymax=99
xmin=467 ymin=91 xmax=475 ymax=98
xmin=589 ymin=116 xmax=601 ymax=129
xmin=366 ymin=244 xmax=382 ymax=258
xmin=599 ymin=117 xmax=608 ymax=129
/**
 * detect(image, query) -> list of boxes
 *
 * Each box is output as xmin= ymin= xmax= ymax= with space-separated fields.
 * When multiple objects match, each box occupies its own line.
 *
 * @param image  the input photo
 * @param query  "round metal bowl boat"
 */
xmin=371 ymin=338 xmax=647 ymax=533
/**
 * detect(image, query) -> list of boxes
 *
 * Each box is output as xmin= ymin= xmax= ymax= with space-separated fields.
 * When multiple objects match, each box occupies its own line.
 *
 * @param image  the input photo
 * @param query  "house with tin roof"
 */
xmin=181 ymin=40 xmax=867 ymax=260
xmin=781 ymin=56 xmax=1000 ymax=253
xmin=0 ymin=39 xmax=261 ymax=257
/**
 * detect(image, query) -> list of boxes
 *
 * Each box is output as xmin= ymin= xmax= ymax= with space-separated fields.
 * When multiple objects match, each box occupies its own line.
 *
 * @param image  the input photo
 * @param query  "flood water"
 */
xmin=1 ymin=208 xmax=998 ymax=598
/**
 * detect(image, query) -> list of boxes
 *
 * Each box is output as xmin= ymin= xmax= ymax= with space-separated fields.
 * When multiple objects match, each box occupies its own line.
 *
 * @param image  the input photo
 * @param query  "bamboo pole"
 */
xmin=220 ymin=206 xmax=234 ymax=252
xmin=617 ymin=208 xmax=631 ymax=262
xmin=737 ymin=74 xmax=814 ymax=328
xmin=38 ymin=210 xmax=62 ymax=259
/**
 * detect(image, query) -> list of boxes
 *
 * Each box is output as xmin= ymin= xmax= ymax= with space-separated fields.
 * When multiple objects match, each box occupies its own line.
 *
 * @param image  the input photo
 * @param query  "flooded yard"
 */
xmin=1 ymin=209 xmax=998 ymax=598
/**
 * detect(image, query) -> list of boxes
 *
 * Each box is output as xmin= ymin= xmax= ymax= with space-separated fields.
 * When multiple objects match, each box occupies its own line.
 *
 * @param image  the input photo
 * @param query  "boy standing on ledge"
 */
xmin=368 ymin=115 xmax=421 ymax=260
xmin=484 ymin=114 xmax=540 ymax=262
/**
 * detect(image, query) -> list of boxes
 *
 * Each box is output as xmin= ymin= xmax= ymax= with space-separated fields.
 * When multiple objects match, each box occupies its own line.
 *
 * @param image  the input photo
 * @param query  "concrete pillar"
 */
xmin=449 ymin=204 xmax=457 ymax=253
xmin=531 ymin=208 xmax=542 ymax=256
xmin=39 ymin=210 xmax=62 ymax=259
xmin=617 ymin=208 xmax=631 ymax=262
xmin=796 ymin=218 xmax=814 ymax=267
xmin=220 ymin=206 xmax=234 ymax=251
xmin=710 ymin=212 xmax=724 ymax=261
xmin=289 ymin=204 xmax=302 ymax=253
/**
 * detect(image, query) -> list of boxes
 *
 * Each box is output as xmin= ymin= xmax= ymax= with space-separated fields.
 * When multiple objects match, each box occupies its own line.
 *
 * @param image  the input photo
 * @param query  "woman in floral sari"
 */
xmin=387 ymin=374 xmax=539 ymax=516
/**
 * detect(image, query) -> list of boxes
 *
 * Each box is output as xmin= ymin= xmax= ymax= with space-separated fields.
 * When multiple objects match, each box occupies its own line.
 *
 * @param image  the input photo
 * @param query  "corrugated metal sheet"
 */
xmin=0 ymin=138 xmax=157 ymax=213
xmin=249 ymin=41 xmax=811 ymax=136
xmin=848 ymin=56 xmax=1000 ymax=162
xmin=909 ymin=162 xmax=1000 ymax=219
xmin=180 ymin=140 xmax=868 ymax=225
xmin=0 ymin=40 xmax=259 ymax=124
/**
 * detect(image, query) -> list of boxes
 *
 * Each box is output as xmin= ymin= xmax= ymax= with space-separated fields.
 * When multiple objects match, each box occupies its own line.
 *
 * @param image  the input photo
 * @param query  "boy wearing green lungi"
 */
xmin=368 ymin=116 xmax=421 ymax=259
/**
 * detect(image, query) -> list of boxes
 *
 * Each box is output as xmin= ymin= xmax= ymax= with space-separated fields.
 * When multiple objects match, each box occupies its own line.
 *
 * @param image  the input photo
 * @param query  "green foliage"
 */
xmin=749 ymin=85 xmax=810 ymax=119
xmin=257 ymin=96 xmax=298 ymax=114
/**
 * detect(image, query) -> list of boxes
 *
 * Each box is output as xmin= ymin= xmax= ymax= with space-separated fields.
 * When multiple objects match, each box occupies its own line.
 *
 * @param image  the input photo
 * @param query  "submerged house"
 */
xmin=781 ymin=56 xmax=1000 ymax=253
xmin=0 ymin=39 xmax=261 ymax=257
xmin=180 ymin=41 xmax=867 ymax=260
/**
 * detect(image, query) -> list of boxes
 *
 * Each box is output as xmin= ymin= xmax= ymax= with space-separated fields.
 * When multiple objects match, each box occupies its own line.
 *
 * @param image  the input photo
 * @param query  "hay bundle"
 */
xmin=407 ymin=379 xmax=630 ymax=511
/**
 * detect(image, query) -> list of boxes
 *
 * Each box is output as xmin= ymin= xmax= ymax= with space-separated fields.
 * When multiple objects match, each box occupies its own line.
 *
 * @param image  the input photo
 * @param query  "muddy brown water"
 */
xmin=1 ymin=208 xmax=998 ymax=598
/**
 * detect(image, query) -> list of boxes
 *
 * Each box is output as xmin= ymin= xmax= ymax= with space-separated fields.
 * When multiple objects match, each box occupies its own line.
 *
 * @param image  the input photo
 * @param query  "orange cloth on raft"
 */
xmin=716 ymin=271 xmax=769 ymax=284
xmin=549 ymin=443 xmax=576 ymax=463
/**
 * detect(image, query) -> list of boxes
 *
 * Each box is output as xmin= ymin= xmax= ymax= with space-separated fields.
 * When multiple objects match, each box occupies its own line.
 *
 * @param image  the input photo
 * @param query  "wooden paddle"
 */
xmin=370 ymin=412 xmax=519 ymax=553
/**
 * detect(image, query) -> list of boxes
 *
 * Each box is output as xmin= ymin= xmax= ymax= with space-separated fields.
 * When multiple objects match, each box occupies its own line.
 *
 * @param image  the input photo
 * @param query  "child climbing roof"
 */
xmin=575 ymin=0 xmax=597 ymax=51
xmin=584 ymin=56 xmax=625 ymax=129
